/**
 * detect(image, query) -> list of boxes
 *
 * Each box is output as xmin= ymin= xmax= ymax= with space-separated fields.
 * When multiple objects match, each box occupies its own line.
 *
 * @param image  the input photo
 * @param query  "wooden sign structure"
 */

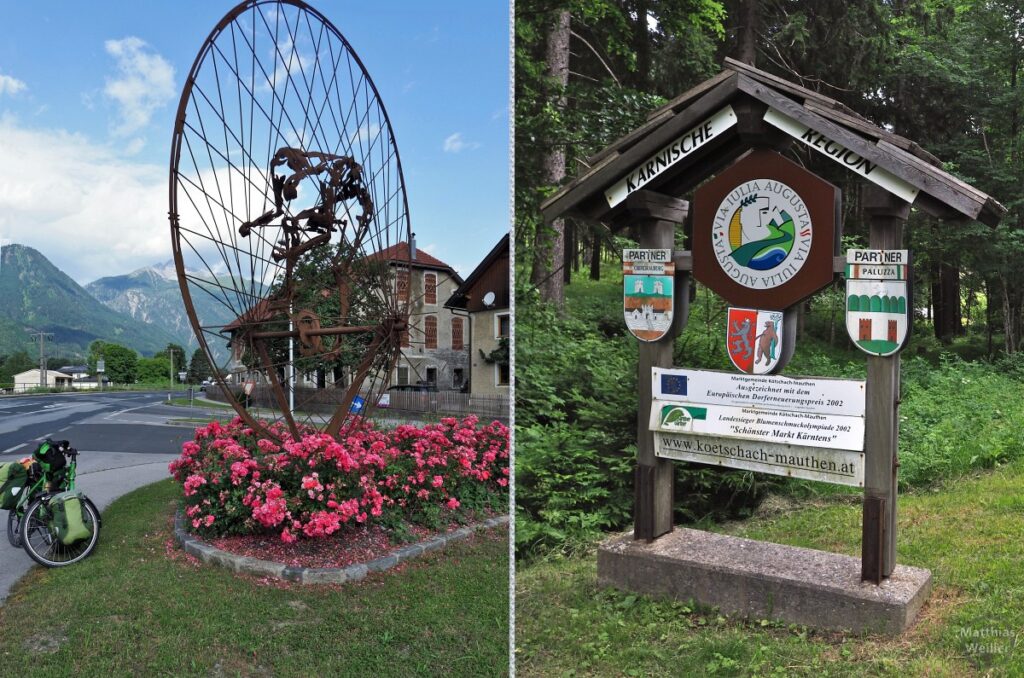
xmin=543 ymin=58 xmax=1005 ymax=595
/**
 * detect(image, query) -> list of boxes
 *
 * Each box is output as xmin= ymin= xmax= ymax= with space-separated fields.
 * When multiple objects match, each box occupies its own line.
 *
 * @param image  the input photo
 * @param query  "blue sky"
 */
xmin=0 ymin=1 xmax=509 ymax=283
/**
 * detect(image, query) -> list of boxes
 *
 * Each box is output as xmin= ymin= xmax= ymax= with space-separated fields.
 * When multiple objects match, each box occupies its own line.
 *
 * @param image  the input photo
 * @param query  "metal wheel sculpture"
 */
xmin=169 ymin=0 xmax=415 ymax=440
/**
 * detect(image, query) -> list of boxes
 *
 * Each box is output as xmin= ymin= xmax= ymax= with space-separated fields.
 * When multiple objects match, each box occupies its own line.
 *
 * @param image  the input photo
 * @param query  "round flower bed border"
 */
xmin=174 ymin=509 xmax=509 ymax=584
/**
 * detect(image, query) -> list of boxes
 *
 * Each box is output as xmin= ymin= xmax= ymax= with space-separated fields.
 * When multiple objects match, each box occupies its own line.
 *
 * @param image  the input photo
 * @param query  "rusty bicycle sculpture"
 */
xmin=168 ymin=0 xmax=415 ymax=440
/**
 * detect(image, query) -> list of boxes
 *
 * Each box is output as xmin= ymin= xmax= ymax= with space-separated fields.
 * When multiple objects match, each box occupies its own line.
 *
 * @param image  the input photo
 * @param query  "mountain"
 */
xmin=85 ymin=262 xmax=197 ymax=349
xmin=85 ymin=260 xmax=261 ymax=364
xmin=0 ymin=244 xmax=179 ymax=358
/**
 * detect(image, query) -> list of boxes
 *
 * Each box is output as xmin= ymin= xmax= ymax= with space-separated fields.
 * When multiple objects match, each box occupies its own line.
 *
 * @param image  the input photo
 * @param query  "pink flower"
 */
xmin=446 ymin=497 xmax=460 ymax=510
xmin=431 ymin=475 xmax=444 ymax=488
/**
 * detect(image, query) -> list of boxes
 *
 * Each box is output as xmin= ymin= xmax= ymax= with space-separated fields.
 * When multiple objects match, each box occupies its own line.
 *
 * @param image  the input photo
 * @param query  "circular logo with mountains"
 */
xmin=711 ymin=179 xmax=812 ymax=289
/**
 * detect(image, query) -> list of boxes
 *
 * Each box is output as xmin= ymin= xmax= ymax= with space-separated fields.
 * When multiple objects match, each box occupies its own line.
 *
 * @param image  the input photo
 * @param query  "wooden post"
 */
xmin=627 ymin=190 xmax=690 ymax=542
xmin=861 ymin=185 xmax=909 ymax=582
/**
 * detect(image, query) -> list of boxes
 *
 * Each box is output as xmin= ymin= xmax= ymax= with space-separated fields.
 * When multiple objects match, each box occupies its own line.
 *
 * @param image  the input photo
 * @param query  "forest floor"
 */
xmin=516 ymin=457 xmax=1024 ymax=677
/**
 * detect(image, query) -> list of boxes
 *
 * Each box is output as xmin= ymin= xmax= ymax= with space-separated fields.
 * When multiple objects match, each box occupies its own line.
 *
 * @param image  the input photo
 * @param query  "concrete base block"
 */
xmin=597 ymin=529 xmax=931 ymax=635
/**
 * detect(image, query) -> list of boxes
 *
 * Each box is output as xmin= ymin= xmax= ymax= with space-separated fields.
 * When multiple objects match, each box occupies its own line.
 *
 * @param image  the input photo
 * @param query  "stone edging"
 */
xmin=173 ymin=511 xmax=509 ymax=584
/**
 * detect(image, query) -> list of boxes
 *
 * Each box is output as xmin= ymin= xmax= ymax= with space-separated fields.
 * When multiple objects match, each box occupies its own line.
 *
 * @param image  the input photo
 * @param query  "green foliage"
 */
xmin=136 ymin=356 xmax=171 ymax=384
xmin=0 ymin=351 xmax=35 ymax=387
xmin=899 ymin=355 xmax=1024 ymax=486
xmin=88 ymin=340 xmax=138 ymax=384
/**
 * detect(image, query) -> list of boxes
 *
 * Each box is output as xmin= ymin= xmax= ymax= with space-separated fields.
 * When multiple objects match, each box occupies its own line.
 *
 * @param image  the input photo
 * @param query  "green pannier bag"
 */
xmin=0 ymin=462 xmax=28 ymax=510
xmin=48 ymin=491 xmax=92 ymax=545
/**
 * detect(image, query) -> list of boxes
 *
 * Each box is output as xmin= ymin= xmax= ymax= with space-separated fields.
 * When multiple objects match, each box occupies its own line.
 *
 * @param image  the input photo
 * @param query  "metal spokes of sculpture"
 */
xmin=168 ymin=0 xmax=414 ymax=440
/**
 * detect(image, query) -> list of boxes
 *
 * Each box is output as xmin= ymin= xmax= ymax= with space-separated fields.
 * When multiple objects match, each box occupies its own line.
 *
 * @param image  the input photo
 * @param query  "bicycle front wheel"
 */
xmin=20 ymin=496 xmax=100 ymax=567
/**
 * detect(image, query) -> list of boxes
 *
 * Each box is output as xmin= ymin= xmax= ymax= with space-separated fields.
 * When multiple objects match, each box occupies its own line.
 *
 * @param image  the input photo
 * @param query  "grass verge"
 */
xmin=0 ymin=480 xmax=509 ymax=677
xmin=516 ymin=460 xmax=1024 ymax=676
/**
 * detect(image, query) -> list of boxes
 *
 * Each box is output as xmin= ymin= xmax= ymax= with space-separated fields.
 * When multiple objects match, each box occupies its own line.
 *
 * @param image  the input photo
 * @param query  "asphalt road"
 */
xmin=0 ymin=390 xmax=221 ymax=602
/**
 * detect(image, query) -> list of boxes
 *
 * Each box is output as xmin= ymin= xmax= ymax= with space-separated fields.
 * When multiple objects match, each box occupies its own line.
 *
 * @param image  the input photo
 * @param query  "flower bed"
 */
xmin=169 ymin=415 xmax=509 ymax=543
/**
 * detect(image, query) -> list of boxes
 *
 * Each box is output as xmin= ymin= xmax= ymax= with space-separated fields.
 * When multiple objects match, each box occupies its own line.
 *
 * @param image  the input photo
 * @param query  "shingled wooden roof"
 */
xmin=541 ymin=58 xmax=1005 ymax=227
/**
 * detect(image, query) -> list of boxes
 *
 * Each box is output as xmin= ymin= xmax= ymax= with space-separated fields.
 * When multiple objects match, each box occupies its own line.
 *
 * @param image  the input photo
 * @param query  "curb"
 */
xmin=173 ymin=510 xmax=509 ymax=584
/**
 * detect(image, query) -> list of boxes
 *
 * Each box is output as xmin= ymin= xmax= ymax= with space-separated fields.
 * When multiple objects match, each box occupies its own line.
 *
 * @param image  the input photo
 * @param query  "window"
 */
xmin=397 ymin=366 xmax=409 ymax=385
xmin=401 ymin=320 xmax=410 ymax=347
xmin=425 ymin=315 xmax=438 ymax=349
xmin=451 ymin=317 xmax=464 ymax=350
xmin=424 ymin=272 xmax=437 ymax=305
xmin=396 ymin=269 xmax=410 ymax=302
xmin=497 ymin=363 xmax=510 ymax=386
xmin=497 ymin=313 xmax=510 ymax=339
xmin=426 ymin=367 xmax=438 ymax=385
xmin=453 ymin=368 xmax=465 ymax=389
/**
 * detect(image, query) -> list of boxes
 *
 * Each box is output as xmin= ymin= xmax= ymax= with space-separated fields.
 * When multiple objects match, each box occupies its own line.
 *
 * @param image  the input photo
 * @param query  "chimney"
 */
xmin=409 ymin=233 xmax=417 ymax=262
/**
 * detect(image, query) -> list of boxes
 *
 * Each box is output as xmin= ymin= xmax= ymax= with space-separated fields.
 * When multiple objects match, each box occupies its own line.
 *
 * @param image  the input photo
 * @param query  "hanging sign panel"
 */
xmin=605 ymin=106 xmax=738 ymax=209
xmin=762 ymin=108 xmax=920 ymax=204
xmin=691 ymin=150 xmax=838 ymax=310
xmin=650 ymin=399 xmax=866 ymax=451
xmin=623 ymin=249 xmax=674 ymax=342
xmin=654 ymin=432 xmax=865 ymax=487
xmin=845 ymin=249 xmax=912 ymax=357
xmin=726 ymin=307 xmax=792 ymax=374
xmin=653 ymin=367 xmax=866 ymax=417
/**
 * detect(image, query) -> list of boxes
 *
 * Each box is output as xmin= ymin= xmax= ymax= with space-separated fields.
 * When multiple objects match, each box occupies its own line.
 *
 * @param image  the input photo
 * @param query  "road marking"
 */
xmin=0 ymin=444 xmax=25 ymax=454
xmin=58 ymin=426 xmax=71 ymax=432
xmin=105 ymin=403 xmax=158 ymax=419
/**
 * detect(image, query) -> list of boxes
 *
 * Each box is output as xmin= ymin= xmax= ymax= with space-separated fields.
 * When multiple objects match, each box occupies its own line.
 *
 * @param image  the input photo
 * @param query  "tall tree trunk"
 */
xmin=589 ymin=230 xmax=601 ymax=280
xmin=628 ymin=0 xmax=652 ymax=89
xmin=732 ymin=0 xmax=759 ymax=66
xmin=563 ymin=220 xmax=574 ymax=283
xmin=530 ymin=9 xmax=570 ymax=307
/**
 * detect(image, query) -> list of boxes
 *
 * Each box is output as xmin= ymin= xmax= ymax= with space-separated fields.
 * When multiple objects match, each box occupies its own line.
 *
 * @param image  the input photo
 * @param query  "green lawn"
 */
xmin=0 ymin=480 xmax=509 ymax=677
xmin=516 ymin=459 xmax=1024 ymax=676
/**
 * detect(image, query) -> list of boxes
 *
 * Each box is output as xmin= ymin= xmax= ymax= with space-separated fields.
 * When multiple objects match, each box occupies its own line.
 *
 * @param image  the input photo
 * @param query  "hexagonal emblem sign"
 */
xmin=692 ymin=149 xmax=839 ymax=310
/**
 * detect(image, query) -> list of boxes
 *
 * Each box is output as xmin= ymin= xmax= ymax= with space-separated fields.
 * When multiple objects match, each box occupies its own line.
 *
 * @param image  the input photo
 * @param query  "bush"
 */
xmin=169 ymin=416 xmax=509 ymax=542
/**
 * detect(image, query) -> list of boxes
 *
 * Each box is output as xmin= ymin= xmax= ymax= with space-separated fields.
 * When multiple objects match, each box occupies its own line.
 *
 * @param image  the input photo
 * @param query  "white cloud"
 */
xmin=443 ymin=132 xmax=480 ymax=154
xmin=0 ymin=72 xmax=27 ymax=96
xmin=0 ymin=115 xmax=169 ymax=283
xmin=103 ymin=37 xmax=176 ymax=137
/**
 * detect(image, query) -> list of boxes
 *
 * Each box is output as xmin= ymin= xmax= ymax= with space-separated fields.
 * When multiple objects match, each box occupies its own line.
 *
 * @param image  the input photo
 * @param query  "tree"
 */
xmin=137 ymin=356 xmax=171 ymax=384
xmin=187 ymin=348 xmax=214 ymax=383
xmin=88 ymin=341 xmax=138 ymax=384
xmin=155 ymin=344 xmax=187 ymax=381
xmin=0 ymin=351 xmax=35 ymax=387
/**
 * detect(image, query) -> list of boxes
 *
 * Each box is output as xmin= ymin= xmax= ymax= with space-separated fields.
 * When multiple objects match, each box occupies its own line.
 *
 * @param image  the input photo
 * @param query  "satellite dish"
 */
xmin=483 ymin=291 xmax=496 ymax=307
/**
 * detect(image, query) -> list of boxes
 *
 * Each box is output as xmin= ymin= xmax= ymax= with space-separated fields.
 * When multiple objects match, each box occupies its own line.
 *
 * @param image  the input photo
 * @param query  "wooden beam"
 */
xmin=541 ymin=75 xmax=739 ymax=223
xmin=634 ymin=206 xmax=689 ymax=542
xmin=860 ymin=185 xmax=905 ymax=581
xmin=736 ymin=75 xmax=989 ymax=223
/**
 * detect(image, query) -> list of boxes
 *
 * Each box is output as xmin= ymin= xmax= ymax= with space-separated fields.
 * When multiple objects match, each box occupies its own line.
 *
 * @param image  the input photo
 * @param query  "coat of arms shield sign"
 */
xmin=623 ymin=249 xmax=674 ymax=342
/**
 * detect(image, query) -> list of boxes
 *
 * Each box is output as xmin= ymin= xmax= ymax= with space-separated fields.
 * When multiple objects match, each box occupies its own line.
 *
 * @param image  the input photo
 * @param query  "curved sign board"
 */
xmin=692 ymin=149 xmax=839 ymax=309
